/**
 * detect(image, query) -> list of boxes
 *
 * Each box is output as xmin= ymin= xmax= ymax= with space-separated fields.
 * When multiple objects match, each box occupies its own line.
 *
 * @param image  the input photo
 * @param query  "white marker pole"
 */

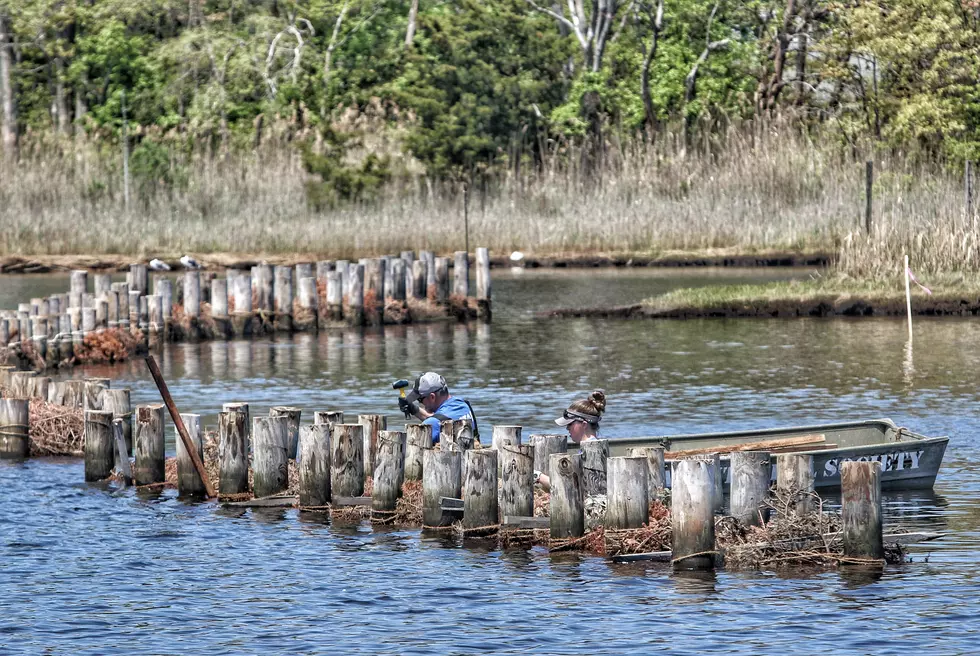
xmin=904 ymin=254 xmax=913 ymax=343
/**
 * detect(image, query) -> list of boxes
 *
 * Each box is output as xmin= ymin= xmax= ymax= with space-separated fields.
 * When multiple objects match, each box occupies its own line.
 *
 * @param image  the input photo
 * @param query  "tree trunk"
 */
xmin=0 ymin=12 xmax=17 ymax=160
xmin=405 ymin=0 xmax=419 ymax=47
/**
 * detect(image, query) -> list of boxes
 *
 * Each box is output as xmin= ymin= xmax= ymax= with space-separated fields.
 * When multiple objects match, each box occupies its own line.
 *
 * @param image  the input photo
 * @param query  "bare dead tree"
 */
xmin=756 ymin=0 xmax=798 ymax=114
xmin=638 ymin=0 xmax=664 ymax=131
xmin=0 ymin=10 xmax=15 ymax=160
xmin=524 ymin=0 xmax=624 ymax=72
xmin=682 ymin=1 xmax=729 ymax=151
xmin=262 ymin=19 xmax=314 ymax=99
xmin=405 ymin=0 xmax=419 ymax=47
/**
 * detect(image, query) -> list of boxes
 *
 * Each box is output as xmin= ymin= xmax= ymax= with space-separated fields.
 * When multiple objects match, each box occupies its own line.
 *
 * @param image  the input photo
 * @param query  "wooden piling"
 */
xmin=372 ymin=430 xmax=406 ymax=516
xmin=405 ymin=423 xmax=432 ymax=481
xmin=148 ymin=294 xmax=163 ymax=335
xmin=94 ymin=273 xmax=112 ymax=301
xmin=270 ymin=406 xmax=302 ymax=459
xmin=0 ymin=398 xmax=29 ymax=459
xmin=330 ymin=423 xmax=365 ymax=498
xmin=326 ymin=271 xmax=343 ymax=320
xmin=422 ymin=448 xmax=462 ymax=527
xmin=695 ymin=452 xmax=725 ymax=512
xmin=336 ymin=259 xmax=350 ymax=299
xmin=549 ymin=453 xmax=584 ymax=539
xmin=348 ymin=264 xmax=365 ymax=326
xmin=491 ymin=425 xmax=522 ymax=477
xmin=530 ymin=434 xmax=567 ymax=478
xmin=83 ymin=379 xmax=108 ymax=411
xmin=296 ymin=277 xmax=318 ymax=331
xmin=130 ymin=263 xmax=148 ymax=295
xmin=156 ymin=278 xmax=173 ymax=321
xmin=222 ymin=402 xmax=250 ymax=453
xmin=463 ymin=449 xmax=498 ymax=532
xmin=841 ymin=461 xmax=884 ymax=561
xmin=299 ymin=424 xmax=332 ymax=507
xmin=296 ymin=262 xmax=313 ymax=282
xmin=499 ymin=443 xmax=534 ymax=519
xmin=176 ymin=413 xmax=206 ymax=496
xmin=82 ymin=307 xmax=96 ymax=334
xmin=273 ymin=265 xmax=293 ymax=331
xmin=101 ymin=388 xmax=132 ymax=458
xmin=218 ymin=409 xmax=249 ymax=496
xmin=134 ymin=404 xmax=166 ymax=485
xmin=184 ymin=270 xmax=201 ymax=320
xmin=433 ymin=257 xmax=450 ymax=304
xmin=581 ymin=438 xmax=609 ymax=496
xmin=358 ymin=413 xmax=386 ymax=476
xmin=253 ymin=415 xmax=290 ymax=498
xmin=730 ymin=451 xmax=771 ymax=527
xmin=69 ymin=270 xmax=87 ymax=308
xmin=112 ymin=282 xmax=130 ymax=329
xmin=453 ymin=251 xmax=469 ymax=297
xmin=671 ymin=458 xmax=716 ymax=570
xmin=211 ymin=278 xmax=229 ymax=317
xmin=606 ymin=457 xmax=649 ymax=529
xmin=253 ymin=264 xmax=274 ymax=313
xmin=776 ymin=454 xmax=814 ymax=514
xmin=314 ymin=411 xmax=344 ymax=426
xmin=411 ymin=260 xmax=427 ymax=300
xmin=84 ymin=410 xmax=114 ymax=481
xmin=364 ymin=258 xmax=385 ymax=325
xmin=390 ymin=258 xmax=407 ymax=302
xmin=127 ymin=291 xmax=140 ymax=332
xmin=627 ymin=446 xmax=666 ymax=501
xmin=112 ymin=419 xmax=133 ymax=484
xmin=476 ymin=247 xmax=491 ymax=320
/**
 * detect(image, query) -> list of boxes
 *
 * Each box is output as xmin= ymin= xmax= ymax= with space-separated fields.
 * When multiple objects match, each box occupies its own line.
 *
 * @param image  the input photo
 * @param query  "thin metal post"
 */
xmin=122 ymin=89 xmax=130 ymax=212
xmin=865 ymin=160 xmax=873 ymax=235
xmin=463 ymin=182 xmax=470 ymax=255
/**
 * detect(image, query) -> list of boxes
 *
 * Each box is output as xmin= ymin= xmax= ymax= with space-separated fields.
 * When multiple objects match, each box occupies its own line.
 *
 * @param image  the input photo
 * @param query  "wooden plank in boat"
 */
xmin=668 ymin=434 xmax=825 ymax=458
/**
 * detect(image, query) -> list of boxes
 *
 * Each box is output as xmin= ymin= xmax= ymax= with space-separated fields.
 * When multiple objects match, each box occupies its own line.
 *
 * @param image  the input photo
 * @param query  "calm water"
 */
xmin=3 ymin=267 xmax=980 ymax=654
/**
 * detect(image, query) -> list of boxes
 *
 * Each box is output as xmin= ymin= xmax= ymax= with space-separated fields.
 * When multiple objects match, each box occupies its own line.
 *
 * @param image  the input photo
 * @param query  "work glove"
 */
xmin=398 ymin=397 xmax=419 ymax=417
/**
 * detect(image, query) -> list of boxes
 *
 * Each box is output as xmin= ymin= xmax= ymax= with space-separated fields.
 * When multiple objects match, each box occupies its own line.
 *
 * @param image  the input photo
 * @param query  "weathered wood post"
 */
xmin=776 ymin=453 xmax=814 ymax=515
xmin=550 ymin=453 xmax=584 ymax=539
xmin=434 ymin=257 xmax=450 ymax=304
xmin=176 ymin=413 xmax=206 ymax=496
xmin=606 ymin=456 xmax=649 ymax=529
xmin=296 ymin=277 xmax=318 ymax=331
xmin=330 ymin=423 xmax=365 ymax=498
xmin=273 ymin=265 xmax=293 ymax=332
xmin=335 ymin=259 xmax=349 ymax=299
xmin=326 ymin=271 xmax=343 ymax=321
xmin=491 ymin=425 xmax=522 ymax=477
xmin=69 ymin=270 xmax=87 ymax=308
xmin=499 ymin=443 xmax=534 ymax=519
xmin=348 ymin=264 xmax=365 ymax=326
xmin=463 ymin=449 xmax=498 ymax=533
xmin=314 ymin=411 xmax=344 ymax=426
xmin=358 ymin=413 xmax=386 ymax=476
xmin=627 ymin=446 xmax=666 ymax=502
xmin=147 ymin=295 xmax=163 ymax=336
xmin=211 ymin=278 xmax=229 ymax=317
xmin=476 ymin=247 xmax=491 ymax=320
xmin=112 ymin=419 xmax=133 ymax=484
xmin=82 ymin=307 xmax=96 ymax=334
xmin=697 ymin=452 xmax=725 ymax=512
xmin=112 ymin=282 xmax=130 ymax=329
xmin=841 ymin=461 xmax=884 ymax=561
xmin=581 ymin=439 xmax=609 ymax=496
xmin=84 ymin=410 xmax=114 ymax=481
xmin=184 ymin=270 xmax=201 ymax=320
xmin=0 ymin=398 xmax=29 ymax=459
xmin=453 ymin=251 xmax=469 ymax=297
xmin=270 ymin=406 xmax=302 ymax=459
xmin=672 ymin=458 xmax=716 ymax=570
xmin=253 ymin=264 xmax=274 ymax=314
xmin=101 ymin=388 xmax=132 ymax=459
xmin=372 ymin=430 xmax=406 ymax=519
xmin=134 ymin=404 xmax=166 ymax=485
xmin=730 ymin=451 xmax=771 ymax=527
xmin=130 ymin=263 xmax=148 ymax=295
xmin=299 ymin=424 xmax=332 ymax=507
xmin=364 ymin=258 xmax=385 ymax=325
xmin=222 ymin=402 xmax=250 ymax=452
xmin=405 ymin=423 xmax=432 ymax=481
xmin=422 ymin=447 xmax=462 ymax=527
xmin=411 ymin=260 xmax=427 ymax=300
xmin=390 ymin=258 xmax=407 ymax=302
xmin=253 ymin=415 xmax=289 ymax=498
xmin=83 ymin=379 xmax=109 ymax=411
xmin=156 ymin=278 xmax=173 ymax=323
xmin=93 ymin=273 xmax=112 ymax=301
xmin=218 ymin=409 xmax=249 ymax=496
xmin=530 ymin=434 xmax=567 ymax=478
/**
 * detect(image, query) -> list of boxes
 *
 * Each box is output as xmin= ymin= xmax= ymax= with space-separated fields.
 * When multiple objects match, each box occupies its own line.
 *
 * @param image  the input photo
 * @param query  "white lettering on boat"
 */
xmin=822 ymin=450 xmax=924 ymax=478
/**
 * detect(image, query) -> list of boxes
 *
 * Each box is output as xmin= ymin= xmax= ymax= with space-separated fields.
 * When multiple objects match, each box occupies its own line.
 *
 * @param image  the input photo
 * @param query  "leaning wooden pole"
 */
xmin=144 ymin=355 xmax=216 ymax=498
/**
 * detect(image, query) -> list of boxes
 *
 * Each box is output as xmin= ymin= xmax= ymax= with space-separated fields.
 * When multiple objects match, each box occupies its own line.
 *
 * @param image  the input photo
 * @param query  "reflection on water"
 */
xmin=3 ymin=268 xmax=980 ymax=653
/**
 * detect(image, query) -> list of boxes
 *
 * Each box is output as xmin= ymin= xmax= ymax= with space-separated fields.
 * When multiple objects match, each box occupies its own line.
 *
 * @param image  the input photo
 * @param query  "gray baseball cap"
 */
xmin=405 ymin=372 xmax=447 ymax=403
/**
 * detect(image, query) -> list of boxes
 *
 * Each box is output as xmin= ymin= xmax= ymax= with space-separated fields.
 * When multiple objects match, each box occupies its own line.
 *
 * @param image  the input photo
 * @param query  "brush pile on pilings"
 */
xmin=0 ymin=248 xmax=493 ymax=373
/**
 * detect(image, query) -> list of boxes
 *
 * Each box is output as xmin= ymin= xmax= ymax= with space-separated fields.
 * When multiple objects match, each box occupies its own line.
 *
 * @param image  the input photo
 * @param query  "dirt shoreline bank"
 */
xmin=0 ymin=250 xmax=832 ymax=274
xmin=544 ymin=296 xmax=980 ymax=319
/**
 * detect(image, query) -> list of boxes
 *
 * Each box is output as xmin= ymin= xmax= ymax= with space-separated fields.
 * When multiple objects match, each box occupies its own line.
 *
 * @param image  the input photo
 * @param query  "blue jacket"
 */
xmin=423 ymin=396 xmax=477 ymax=442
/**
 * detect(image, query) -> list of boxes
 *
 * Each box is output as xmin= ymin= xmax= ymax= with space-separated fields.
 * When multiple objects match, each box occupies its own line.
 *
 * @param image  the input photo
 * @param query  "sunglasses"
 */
xmin=563 ymin=410 xmax=598 ymax=425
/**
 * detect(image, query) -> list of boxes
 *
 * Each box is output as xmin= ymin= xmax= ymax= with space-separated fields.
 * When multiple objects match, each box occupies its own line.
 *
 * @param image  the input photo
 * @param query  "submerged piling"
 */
xmin=422 ymin=448 xmax=462 ymax=527
xmin=672 ymin=458 xmax=716 ymax=570
xmin=218 ymin=409 xmax=249 ymax=496
xmin=372 ymin=430 xmax=406 ymax=518
xmin=176 ymin=413 xmax=206 ymax=496
xmin=0 ymin=398 xmax=29 ymax=459
xmin=841 ymin=461 xmax=884 ymax=561
xmin=299 ymin=424 xmax=332 ymax=507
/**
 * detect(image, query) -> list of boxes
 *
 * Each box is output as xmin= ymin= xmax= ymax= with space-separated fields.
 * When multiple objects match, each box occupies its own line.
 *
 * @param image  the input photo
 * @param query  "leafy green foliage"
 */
xmin=302 ymin=128 xmax=391 ymax=208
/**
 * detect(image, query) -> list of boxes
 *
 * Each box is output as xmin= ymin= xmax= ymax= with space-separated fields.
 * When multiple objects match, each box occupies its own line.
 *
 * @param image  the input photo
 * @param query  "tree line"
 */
xmin=0 ymin=0 xmax=977 ymax=180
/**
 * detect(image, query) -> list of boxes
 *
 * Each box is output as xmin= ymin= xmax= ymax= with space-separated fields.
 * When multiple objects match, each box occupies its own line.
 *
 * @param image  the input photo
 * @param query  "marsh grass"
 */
xmin=0 ymin=123 xmax=972 ymax=278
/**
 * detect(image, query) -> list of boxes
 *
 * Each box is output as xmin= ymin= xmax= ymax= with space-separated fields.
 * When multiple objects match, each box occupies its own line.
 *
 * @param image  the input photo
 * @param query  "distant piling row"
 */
xmin=0 ymin=249 xmax=493 ymax=372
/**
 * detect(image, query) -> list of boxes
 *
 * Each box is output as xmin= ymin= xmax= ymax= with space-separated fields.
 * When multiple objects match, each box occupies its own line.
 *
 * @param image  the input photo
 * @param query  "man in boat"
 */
xmin=400 ymin=372 xmax=480 ymax=445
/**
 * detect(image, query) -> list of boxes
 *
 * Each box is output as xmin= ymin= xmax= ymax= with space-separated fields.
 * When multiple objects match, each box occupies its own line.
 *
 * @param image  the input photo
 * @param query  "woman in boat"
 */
xmin=535 ymin=390 xmax=606 ymax=491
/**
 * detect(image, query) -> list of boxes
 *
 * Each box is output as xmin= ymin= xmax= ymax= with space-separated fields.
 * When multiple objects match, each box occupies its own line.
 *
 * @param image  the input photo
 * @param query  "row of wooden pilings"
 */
xmin=0 ymin=248 xmax=492 ymax=366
